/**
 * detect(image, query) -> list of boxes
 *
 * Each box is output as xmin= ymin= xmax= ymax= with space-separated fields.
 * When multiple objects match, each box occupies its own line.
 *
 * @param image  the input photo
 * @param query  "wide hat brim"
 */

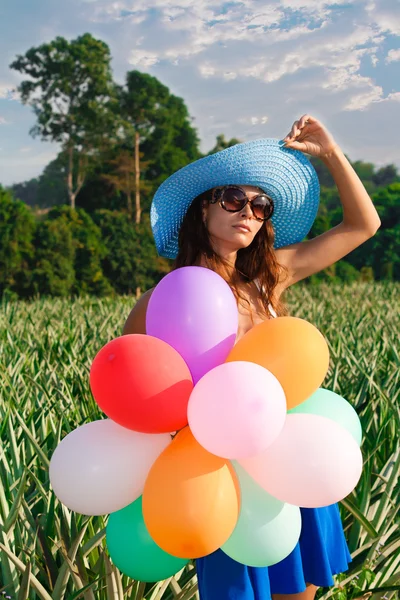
xmin=150 ymin=138 xmax=320 ymax=259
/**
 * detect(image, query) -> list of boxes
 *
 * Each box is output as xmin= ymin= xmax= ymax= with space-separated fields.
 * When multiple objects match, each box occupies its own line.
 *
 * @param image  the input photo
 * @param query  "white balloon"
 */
xmin=49 ymin=419 xmax=171 ymax=515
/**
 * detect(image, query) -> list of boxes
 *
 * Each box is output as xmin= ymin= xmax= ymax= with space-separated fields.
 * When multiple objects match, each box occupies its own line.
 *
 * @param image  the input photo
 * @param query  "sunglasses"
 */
xmin=211 ymin=186 xmax=274 ymax=222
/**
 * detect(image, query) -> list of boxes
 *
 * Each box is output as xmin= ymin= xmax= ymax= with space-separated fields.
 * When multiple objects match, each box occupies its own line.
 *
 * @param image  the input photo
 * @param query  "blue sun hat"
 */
xmin=150 ymin=138 xmax=320 ymax=259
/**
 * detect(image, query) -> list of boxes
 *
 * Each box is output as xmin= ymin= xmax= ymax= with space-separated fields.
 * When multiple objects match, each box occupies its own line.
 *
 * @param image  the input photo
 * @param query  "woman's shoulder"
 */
xmin=122 ymin=288 xmax=154 ymax=335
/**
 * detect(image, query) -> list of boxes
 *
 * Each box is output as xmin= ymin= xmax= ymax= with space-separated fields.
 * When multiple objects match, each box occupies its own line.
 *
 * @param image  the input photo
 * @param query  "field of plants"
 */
xmin=0 ymin=282 xmax=399 ymax=600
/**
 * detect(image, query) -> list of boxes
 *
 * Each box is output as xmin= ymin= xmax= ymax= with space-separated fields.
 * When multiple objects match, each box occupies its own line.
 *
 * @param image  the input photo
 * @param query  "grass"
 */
xmin=0 ymin=281 xmax=399 ymax=600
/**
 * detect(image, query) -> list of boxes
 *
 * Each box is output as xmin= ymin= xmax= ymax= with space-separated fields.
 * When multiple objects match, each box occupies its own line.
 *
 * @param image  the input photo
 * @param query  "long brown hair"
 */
xmin=173 ymin=188 xmax=289 ymax=318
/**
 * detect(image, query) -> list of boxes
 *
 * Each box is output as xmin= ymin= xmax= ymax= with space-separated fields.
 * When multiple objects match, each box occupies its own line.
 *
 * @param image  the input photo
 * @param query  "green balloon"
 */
xmin=106 ymin=496 xmax=188 ymax=582
xmin=221 ymin=463 xmax=301 ymax=567
xmin=288 ymin=388 xmax=362 ymax=446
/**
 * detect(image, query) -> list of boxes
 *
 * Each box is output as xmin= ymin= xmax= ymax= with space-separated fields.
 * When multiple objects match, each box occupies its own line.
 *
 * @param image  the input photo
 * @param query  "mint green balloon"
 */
xmin=288 ymin=388 xmax=362 ymax=446
xmin=106 ymin=496 xmax=188 ymax=582
xmin=221 ymin=463 xmax=301 ymax=567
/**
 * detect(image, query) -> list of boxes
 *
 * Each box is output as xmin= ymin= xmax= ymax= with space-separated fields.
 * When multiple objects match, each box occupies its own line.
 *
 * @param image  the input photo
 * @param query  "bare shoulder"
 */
xmin=122 ymin=288 xmax=155 ymax=335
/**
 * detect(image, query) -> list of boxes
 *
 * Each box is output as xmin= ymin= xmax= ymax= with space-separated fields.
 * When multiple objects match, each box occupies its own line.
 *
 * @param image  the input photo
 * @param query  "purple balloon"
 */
xmin=146 ymin=267 xmax=238 ymax=383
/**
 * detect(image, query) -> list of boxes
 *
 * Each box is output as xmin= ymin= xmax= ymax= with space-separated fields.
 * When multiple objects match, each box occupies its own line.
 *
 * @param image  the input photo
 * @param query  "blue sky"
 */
xmin=0 ymin=0 xmax=399 ymax=187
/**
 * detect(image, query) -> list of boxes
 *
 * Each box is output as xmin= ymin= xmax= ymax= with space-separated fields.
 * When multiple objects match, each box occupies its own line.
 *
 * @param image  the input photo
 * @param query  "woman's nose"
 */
xmin=240 ymin=201 xmax=253 ymax=218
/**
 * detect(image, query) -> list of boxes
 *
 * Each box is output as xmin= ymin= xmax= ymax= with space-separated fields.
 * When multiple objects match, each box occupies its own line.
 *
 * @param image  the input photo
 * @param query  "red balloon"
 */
xmin=90 ymin=335 xmax=193 ymax=433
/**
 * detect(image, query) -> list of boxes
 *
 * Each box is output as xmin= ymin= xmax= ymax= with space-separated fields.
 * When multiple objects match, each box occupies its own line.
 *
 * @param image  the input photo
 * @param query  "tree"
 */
xmin=10 ymin=33 xmax=120 ymax=209
xmin=30 ymin=217 xmax=76 ymax=297
xmin=206 ymin=134 xmax=241 ymax=155
xmin=118 ymin=70 xmax=201 ymax=216
xmin=0 ymin=186 xmax=36 ymax=297
xmin=10 ymin=178 xmax=40 ymax=207
xmin=118 ymin=71 xmax=168 ymax=224
xmin=93 ymin=210 xmax=170 ymax=296
xmin=372 ymin=183 xmax=400 ymax=229
xmin=45 ymin=206 xmax=113 ymax=295
xmin=351 ymin=160 xmax=375 ymax=183
xmin=372 ymin=164 xmax=399 ymax=187
xmin=11 ymin=154 xmax=69 ymax=208
xmin=101 ymin=150 xmax=152 ymax=222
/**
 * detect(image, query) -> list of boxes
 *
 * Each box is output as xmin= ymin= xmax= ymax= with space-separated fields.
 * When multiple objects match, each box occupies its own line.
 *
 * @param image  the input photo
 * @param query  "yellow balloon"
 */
xmin=226 ymin=317 xmax=329 ymax=410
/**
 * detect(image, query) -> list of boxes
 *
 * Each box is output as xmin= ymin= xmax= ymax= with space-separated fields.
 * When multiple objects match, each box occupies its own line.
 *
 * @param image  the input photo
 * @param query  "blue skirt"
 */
xmin=196 ymin=504 xmax=352 ymax=599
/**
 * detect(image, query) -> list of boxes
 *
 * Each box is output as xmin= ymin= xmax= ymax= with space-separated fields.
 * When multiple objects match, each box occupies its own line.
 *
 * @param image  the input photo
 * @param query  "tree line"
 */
xmin=1 ymin=33 xmax=399 ymax=300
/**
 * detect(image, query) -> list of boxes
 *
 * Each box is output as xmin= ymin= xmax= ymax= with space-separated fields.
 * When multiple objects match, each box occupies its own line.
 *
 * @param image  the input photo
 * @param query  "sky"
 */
xmin=0 ymin=0 xmax=399 ymax=187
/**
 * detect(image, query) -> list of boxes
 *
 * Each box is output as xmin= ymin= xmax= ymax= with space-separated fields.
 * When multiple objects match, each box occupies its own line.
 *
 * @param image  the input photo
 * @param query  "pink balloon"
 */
xmin=188 ymin=362 xmax=287 ymax=459
xmin=240 ymin=413 xmax=363 ymax=507
xmin=146 ymin=267 xmax=238 ymax=384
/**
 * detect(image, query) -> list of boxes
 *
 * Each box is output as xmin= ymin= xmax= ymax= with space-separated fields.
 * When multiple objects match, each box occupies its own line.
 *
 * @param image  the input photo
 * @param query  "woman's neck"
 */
xmin=200 ymin=240 xmax=238 ymax=277
xmin=200 ymin=253 xmax=237 ymax=278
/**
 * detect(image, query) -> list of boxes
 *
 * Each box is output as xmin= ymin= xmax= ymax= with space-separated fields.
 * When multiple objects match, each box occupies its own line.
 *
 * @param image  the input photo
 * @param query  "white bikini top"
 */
xmin=254 ymin=278 xmax=277 ymax=318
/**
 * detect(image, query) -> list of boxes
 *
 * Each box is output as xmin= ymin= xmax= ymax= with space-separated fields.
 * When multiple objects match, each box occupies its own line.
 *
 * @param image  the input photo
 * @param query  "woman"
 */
xmin=123 ymin=114 xmax=381 ymax=600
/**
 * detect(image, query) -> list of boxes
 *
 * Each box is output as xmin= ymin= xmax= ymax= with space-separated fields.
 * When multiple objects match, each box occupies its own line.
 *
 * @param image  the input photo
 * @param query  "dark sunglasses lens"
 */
xmin=253 ymin=195 xmax=273 ymax=220
xmin=221 ymin=187 xmax=247 ymax=211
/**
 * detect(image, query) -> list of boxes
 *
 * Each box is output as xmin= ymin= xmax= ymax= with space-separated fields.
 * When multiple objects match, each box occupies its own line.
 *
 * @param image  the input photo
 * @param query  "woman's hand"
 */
xmin=283 ymin=114 xmax=339 ymax=158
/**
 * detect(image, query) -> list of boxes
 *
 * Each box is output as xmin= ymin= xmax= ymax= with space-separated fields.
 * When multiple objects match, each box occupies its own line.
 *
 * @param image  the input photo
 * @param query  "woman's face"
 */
xmin=202 ymin=185 xmax=265 ymax=253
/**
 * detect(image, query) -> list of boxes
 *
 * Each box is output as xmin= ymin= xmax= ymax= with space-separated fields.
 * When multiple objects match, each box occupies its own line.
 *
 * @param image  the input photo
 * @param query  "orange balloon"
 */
xmin=226 ymin=317 xmax=329 ymax=410
xmin=142 ymin=427 xmax=240 ymax=559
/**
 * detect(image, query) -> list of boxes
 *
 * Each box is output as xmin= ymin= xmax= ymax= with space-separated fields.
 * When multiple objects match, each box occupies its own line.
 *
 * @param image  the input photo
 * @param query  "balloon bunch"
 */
xmin=49 ymin=267 xmax=363 ymax=582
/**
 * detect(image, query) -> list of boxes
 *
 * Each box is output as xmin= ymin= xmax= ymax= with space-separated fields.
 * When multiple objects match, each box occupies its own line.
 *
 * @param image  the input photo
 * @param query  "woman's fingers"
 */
xmin=284 ymin=120 xmax=299 ymax=141
xmin=284 ymin=114 xmax=314 ymax=141
xmin=291 ymin=120 xmax=300 ymax=137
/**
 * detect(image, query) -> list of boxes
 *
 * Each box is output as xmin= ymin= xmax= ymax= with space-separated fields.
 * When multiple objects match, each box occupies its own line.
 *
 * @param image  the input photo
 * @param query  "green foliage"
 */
xmin=0 ymin=190 xmax=170 ymax=299
xmin=93 ymin=209 xmax=170 ymax=294
xmin=120 ymin=70 xmax=201 ymax=195
xmin=372 ymin=163 xmax=399 ymax=187
xmin=10 ymin=33 xmax=117 ymax=147
xmin=30 ymin=216 xmax=76 ymax=296
xmin=101 ymin=149 xmax=152 ymax=221
xmin=335 ymin=261 xmax=361 ymax=283
xmin=309 ymin=155 xmax=399 ymax=191
xmin=373 ymin=183 xmax=400 ymax=229
xmin=11 ymin=155 xmax=69 ymax=208
xmin=308 ymin=260 xmax=361 ymax=285
xmin=45 ymin=206 xmax=113 ymax=296
xmin=206 ymin=133 xmax=242 ymax=155
xmin=10 ymin=33 xmax=121 ymax=207
xmin=327 ymin=183 xmax=400 ymax=281
xmin=0 ymin=186 xmax=35 ymax=297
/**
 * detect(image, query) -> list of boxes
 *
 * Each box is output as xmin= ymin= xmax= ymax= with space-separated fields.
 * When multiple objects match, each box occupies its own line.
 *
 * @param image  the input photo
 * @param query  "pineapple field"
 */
xmin=0 ymin=282 xmax=399 ymax=600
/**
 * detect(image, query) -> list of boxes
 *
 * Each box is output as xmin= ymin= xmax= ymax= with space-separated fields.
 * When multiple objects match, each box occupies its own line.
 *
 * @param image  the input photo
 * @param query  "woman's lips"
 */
xmin=233 ymin=225 xmax=251 ymax=232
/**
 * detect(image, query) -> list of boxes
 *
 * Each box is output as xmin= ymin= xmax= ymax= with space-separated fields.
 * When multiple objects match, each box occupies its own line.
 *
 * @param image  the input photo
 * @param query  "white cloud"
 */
xmin=0 ymin=117 xmax=9 ymax=125
xmin=129 ymin=49 xmax=160 ymax=67
xmin=0 ymin=85 xmax=20 ymax=101
xmin=20 ymin=146 xmax=32 ymax=153
xmin=343 ymin=85 xmax=384 ymax=110
xmin=199 ymin=63 xmax=216 ymax=77
xmin=385 ymin=48 xmax=400 ymax=63
xmin=196 ymin=24 xmax=381 ymax=89
xmin=2 ymin=0 xmax=399 ymax=184
xmin=366 ymin=0 xmax=400 ymax=36
xmin=87 ymin=0 xmax=333 ymax=61
xmin=82 ymin=0 xmax=397 ymax=124
xmin=223 ymin=71 xmax=237 ymax=80
xmin=379 ymin=91 xmax=400 ymax=102
xmin=238 ymin=115 xmax=270 ymax=126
